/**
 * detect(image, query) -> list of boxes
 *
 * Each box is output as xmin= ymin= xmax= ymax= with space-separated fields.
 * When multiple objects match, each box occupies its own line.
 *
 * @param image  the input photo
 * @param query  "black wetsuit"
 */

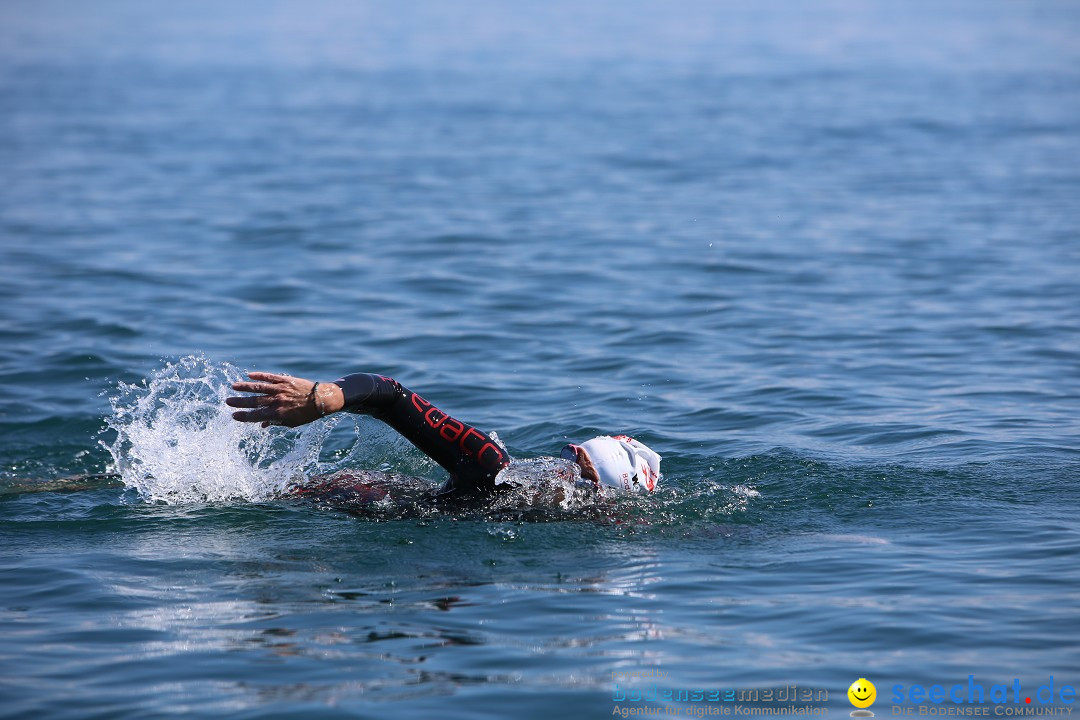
xmin=334 ymin=373 xmax=511 ymax=496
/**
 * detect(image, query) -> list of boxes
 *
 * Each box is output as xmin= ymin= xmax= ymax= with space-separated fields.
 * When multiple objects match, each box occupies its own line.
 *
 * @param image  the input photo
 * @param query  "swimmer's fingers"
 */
xmin=225 ymin=394 xmax=274 ymax=409
xmin=230 ymin=381 xmax=281 ymax=394
xmin=245 ymin=371 xmax=292 ymax=384
xmin=230 ymin=371 xmax=293 ymax=395
xmin=229 ymin=406 xmax=305 ymax=428
xmin=229 ymin=407 xmax=272 ymax=423
xmin=226 ymin=371 xmax=321 ymax=428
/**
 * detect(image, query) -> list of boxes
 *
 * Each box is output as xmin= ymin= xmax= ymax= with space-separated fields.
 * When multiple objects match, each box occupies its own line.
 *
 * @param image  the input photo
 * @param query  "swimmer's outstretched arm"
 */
xmin=227 ymin=372 xmax=510 ymax=493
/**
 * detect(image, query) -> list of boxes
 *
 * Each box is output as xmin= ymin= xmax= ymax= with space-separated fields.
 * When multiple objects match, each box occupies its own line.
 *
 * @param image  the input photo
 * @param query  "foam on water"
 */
xmin=101 ymin=355 xmax=335 ymax=504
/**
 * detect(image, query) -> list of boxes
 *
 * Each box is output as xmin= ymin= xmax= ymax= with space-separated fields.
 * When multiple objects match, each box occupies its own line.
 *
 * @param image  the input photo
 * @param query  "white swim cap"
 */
xmin=561 ymin=435 xmax=660 ymax=494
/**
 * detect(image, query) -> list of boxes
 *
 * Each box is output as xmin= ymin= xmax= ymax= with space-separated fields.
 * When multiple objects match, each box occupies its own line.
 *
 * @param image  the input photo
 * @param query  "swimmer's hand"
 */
xmin=226 ymin=372 xmax=345 ymax=428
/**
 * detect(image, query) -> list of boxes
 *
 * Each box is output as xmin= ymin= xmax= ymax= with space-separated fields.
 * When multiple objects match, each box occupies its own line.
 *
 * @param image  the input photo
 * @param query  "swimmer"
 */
xmin=225 ymin=371 xmax=661 ymax=500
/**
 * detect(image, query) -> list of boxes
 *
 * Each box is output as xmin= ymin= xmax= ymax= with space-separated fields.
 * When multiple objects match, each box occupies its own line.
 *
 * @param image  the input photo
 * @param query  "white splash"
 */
xmin=102 ymin=355 xmax=335 ymax=504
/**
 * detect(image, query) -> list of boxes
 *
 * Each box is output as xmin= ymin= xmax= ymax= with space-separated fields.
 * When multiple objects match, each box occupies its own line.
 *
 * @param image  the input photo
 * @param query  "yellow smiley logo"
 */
xmin=848 ymin=678 xmax=877 ymax=709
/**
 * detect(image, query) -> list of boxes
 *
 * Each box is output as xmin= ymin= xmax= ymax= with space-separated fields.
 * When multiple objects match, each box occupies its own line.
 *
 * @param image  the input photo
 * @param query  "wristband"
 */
xmin=310 ymin=382 xmax=327 ymax=416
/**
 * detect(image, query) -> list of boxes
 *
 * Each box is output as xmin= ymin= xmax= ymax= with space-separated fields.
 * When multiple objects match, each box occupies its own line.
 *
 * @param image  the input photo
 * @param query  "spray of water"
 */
xmin=101 ymin=355 xmax=337 ymax=504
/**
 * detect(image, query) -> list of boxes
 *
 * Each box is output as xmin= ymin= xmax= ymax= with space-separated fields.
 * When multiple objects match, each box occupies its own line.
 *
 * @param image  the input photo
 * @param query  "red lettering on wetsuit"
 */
xmin=335 ymin=373 xmax=510 ymax=491
xmin=451 ymin=427 xmax=508 ymax=473
xmin=425 ymin=407 xmax=446 ymax=427
xmin=459 ymin=427 xmax=486 ymax=457
xmin=411 ymin=393 xmax=431 ymax=415
xmin=477 ymin=443 xmax=504 ymax=468
xmin=410 ymin=393 xmax=507 ymax=472
xmin=412 ymin=393 xmax=453 ymax=433
xmin=440 ymin=418 xmax=465 ymax=443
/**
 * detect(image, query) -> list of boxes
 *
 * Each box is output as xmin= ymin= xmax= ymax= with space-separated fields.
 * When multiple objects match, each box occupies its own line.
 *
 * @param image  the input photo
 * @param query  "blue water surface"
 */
xmin=1 ymin=1 xmax=1078 ymax=718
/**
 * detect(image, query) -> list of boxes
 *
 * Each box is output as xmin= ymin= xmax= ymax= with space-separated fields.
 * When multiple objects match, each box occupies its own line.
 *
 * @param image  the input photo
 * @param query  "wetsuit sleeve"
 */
xmin=333 ymin=373 xmax=510 ymax=494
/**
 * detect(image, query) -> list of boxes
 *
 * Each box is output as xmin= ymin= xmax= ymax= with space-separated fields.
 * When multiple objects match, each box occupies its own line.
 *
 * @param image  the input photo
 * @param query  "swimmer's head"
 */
xmin=561 ymin=435 xmax=660 ymax=493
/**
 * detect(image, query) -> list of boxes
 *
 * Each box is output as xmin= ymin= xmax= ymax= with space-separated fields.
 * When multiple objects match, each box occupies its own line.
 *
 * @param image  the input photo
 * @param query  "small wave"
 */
xmin=100 ymin=355 xmax=335 ymax=504
xmin=815 ymin=534 xmax=890 ymax=545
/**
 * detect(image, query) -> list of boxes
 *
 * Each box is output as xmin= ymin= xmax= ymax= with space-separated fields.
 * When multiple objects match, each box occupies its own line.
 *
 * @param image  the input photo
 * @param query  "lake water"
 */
xmin=1 ymin=1 xmax=1078 ymax=718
